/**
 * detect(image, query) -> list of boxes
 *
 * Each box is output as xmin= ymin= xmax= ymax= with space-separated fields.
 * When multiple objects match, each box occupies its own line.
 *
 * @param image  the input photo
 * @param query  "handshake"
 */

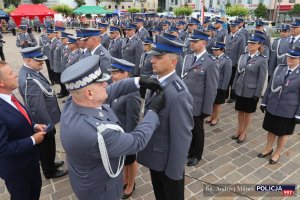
xmin=139 ymin=76 xmax=165 ymax=114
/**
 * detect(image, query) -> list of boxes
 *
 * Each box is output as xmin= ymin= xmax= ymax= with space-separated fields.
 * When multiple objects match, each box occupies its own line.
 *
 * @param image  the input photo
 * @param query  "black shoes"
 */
xmin=54 ymin=160 xmax=64 ymax=168
xmin=269 ymin=155 xmax=280 ymax=164
xmin=186 ymin=157 xmax=200 ymax=167
xmin=122 ymin=182 xmax=135 ymax=199
xmin=237 ymin=136 xmax=246 ymax=143
xmin=231 ymin=135 xmax=240 ymax=140
xmin=45 ymin=169 xmax=68 ymax=179
xmin=257 ymin=149 xmax=273 ymax=158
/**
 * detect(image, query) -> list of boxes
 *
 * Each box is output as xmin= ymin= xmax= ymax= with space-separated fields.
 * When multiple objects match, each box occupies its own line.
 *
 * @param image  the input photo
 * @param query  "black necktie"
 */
xmin=231 ymin=35 xmax=233 ymax=40
xmin=191 ymin=56 xmax=197 ymax=65
xmin=247 ymin=56 xmax=251 ymax=62
xmin=284 ymin=69 xmax=292 ymax=81
xmin=126 ymin=38 xmax=129 ymax=44
xmin=290 ymin=37 xmax=295 ymax=44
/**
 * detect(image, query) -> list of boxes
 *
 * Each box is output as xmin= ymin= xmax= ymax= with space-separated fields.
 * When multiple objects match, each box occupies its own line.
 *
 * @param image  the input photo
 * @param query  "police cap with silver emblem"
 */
xmin=215 ymin=18 xmax=224 ymax=24
xmin=20 ymin=46 xmax=48 ymax=61
xmin=206 ymin=25 xmax=217 ymax=31
xmin=142 ymin=37 xmax=153 ymax=45
xmin=287 ymin=45 xmax=300 ymax=58
xmin=98 ymin=22 xmax=109 ymax=28
xmin=123 ymin=23 xmax=137 ymax=30
xmin=109 ymin=26 xmax=120 ymax=32
xmin=189 ymin=30 xmax=209 ymax=41
xmin=60 ymin=32 xmax=73 ymax=39
xmin=255 ymin=20 xmax=265 ymax=27
xmin=61 ymin=55 xmax=110 ymax=90
xmin=291 ymin=19 xmax=300 ymax=28
xmin=66 ymin=35 xmax=79 ymax=44
xmin=187 ymin=17 xmax=200 ymax=25
xmin=212 ymin=41 xmax=226 ymax=50
xmin=248 ymin=33 xmax=265 ymax=43
xmin=280 ymin=24 xmax=290 ymax=31
xmin=229 ymin=20 xmax=239 ymax=27
xmin=108 ymin=57 xmax=135 ymax=72
xmin=148 ymin=35 xmax=185 ymax=56
xmin=80 ymin=28 xmax=100 ymax=37
xmin=133 ymin=18 xmax=144 ymax=24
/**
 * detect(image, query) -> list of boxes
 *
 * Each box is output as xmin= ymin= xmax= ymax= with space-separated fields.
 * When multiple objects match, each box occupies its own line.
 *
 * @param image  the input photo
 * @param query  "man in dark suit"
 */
xmin=0 ymin=61 xmax=46 ymax=200
xmin=18 ymin=47 xmax=68 ymax=179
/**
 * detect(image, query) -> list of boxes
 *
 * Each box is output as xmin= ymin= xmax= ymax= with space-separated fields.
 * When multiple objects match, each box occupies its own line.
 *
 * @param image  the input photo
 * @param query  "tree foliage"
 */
xmin=225 ymin=2 xmax=231 ymax=8
xmin=226 ymin=5 xmax=248 ymax=17
xmin=157 ymin=7 xmax=163 ymax=13
xmin=127 ymin=8 xmax=141 ymax=13
xmin=254 ymin=3 xmax=267 ymax=18
xmin=4 ymin=0 xmax=21 ymax=7
xmin=289 ymin=4 xmax=300 ymax=16
xmin=174 ymin=7 xmax=193 ymax=16
xmin=4 ymin=4 xmax=16 ymax=14
xmin=52 ymin=4 xmax=73 ymax=16
xmin=74 ymin=0 xmax=86 ymax=8
xmin=31 ymin=0 xmax=47 ymax=4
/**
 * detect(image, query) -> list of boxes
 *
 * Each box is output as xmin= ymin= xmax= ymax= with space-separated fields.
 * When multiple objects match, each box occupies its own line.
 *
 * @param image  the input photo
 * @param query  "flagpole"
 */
xmin=200 ymin=0 xmax=205 ymax=24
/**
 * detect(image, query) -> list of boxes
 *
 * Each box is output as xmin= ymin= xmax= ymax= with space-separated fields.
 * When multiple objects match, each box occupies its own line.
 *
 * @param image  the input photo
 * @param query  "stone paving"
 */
xmin=0 ymin=31 xmax=300 ymax=200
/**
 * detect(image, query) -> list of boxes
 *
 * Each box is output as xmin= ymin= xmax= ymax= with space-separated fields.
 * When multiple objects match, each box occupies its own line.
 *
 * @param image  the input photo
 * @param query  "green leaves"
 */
xmin=254 ymin=3 xmax=267 ymax=19
xmin=174 ymin=7 xmax=193 ymax=16
xmin=226 ymin=5 xmax=248 ymax=17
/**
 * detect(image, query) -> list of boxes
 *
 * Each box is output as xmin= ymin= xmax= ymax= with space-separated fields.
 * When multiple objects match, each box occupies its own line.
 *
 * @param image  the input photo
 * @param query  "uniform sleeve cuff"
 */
xmin=134 ymin=77 xmax=140 ymax=89
xmin=30 ymin=136 xmax=36 ymax=145
xmin=295 ymin=115 xmax=300 ymax=119
xmin=261 ymin=104 xmax=266 ymax=106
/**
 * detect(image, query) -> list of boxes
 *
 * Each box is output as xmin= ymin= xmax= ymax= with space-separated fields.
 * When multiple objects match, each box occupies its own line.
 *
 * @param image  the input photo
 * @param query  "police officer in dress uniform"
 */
xmin=81 ymin=28 xmax=112 ymax=74
xmin=224 ymin=20 xmax=246 ymax=103
xmin=65 ymin=36 xmax=81 ymax=68
xmin=139 ymin=37 xmax=153 ymax=76
xmin=98 ymin=22 xmax=111 ymax=50
xmin=8 ymin=17 xmax=17 ymax=36
xmin=76 ymin=30 xmax=91 ymax=60
xmin=288 ymin=19 xmax=300 ymax=55
xmin=181 ymin=30 xmax=219 ymax=167
xmin=16 ymin=25 xmax=37 ymax=49
xmin=134 ymin=18 xmax=150 ymax=41
xmin=176 ymin=21 xmax=188 ymax=42
xmin=48 ymin=28 xmax=60 ymax=84
xmin=259 ymin=45 xmax=300 ymax=164
xmin=214 ymin=18 xmax=228 ymax=43
xmin=121 ymin=23 xmax=143 ymax=77
xmin=138 ymin=35 xmax=193 ymax=200
xmin=151 ymin=27 xmax=162 ymax=37
xmin=236 ymin=18 xmax=249 ymax=45
xmin=60 ymin=55 xmax=165 ymax=200
xmin=269 ymin=24 xmax=291 ymax=81
xmin=255 ymin=20 xmax=271 ymax=50
xmin=18 ymin=47 xmax=68 ymax=179
xmin=205 ymin=25 xmax=217 ymax=55
xmin=109 ymin=58 xmax=141 ymax=199
xmin=206 ymin=42 xmax=232 ymax=126
xmin=108 ymin=26 xmax=123 ymax=59
xmin=184 ymin=17 xmax=200 ymax=56
xmin=39 ymin=27 xmax=54 ymax=84
xmin=231 ymin=33 xmax=267 ymax=143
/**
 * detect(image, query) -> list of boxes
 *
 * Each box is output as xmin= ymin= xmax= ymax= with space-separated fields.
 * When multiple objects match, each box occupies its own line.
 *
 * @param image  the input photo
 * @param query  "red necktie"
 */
xmin=11 ymin=95 xmax=32 ymax=126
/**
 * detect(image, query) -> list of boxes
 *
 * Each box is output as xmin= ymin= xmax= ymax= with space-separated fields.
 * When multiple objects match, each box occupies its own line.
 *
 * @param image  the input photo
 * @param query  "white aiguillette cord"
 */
xmin=96 ymin=124 xmax=125 ymax=178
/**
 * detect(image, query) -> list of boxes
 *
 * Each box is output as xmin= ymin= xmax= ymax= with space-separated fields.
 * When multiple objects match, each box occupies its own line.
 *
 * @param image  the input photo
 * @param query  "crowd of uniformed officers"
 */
xmin=1 ymin=14 xmax=299 ymax=200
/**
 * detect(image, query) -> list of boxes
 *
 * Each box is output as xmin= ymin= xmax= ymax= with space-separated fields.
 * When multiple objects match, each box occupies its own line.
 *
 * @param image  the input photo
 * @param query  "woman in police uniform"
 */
xmin=258 ymin=46 xmax=300 ymax=164
xmin=231 ymin=33 xmax=267 ymax=143
xmin=206 ymin=42 xmax=232 ymax=126
xmin=109 ymin=57 xmax=141 ymax=199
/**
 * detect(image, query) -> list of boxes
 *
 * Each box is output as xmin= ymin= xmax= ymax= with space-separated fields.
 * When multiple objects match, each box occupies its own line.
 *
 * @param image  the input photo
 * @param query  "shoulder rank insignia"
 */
xmin=172 ymin=80 xmax=185 ymax=93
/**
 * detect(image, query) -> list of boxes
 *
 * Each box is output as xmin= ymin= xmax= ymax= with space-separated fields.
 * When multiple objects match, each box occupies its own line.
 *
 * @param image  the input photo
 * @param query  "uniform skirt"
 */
xmin=125 ymin=154 xmax=137 ymax=165
xmin=235 ymin=95 xmax=259 ymax=113
xmin=214 ymin=89 xmax=226 ymax=104
xmin=262 ymin=111 xmax=296 ymax=136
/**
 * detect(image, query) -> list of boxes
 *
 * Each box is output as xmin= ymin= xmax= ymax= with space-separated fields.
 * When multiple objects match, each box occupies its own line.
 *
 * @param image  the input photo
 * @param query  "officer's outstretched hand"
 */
xmin=139 ymin=76 xmax=162 ymax=91
xmin=150 ymin=91 xmax=165 ymax=114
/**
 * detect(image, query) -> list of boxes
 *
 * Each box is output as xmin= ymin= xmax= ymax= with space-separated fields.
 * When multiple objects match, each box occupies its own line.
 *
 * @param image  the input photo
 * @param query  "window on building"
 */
xmin=278 ymin=0 xmax=282 ymax=2
xmin=289 ymin=0 xmax=295 ymax=3
xmin=115 ymin=5 xmax=118 ymax=8
xmin=108 ymin=5 xmax=111 ymax=9
xmin=122 ymin=6 xmax=124 ymax=9
xmin=247 ymin=0 xmax=252 ymax=4
xmin=128 ymin=6 xmax=131 ymax=8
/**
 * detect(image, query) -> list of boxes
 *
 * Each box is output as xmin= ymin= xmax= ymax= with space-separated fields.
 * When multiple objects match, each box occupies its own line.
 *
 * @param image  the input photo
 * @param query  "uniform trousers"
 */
xmin=44 ymin=59 xmax=56 ymax=84
xmin=5 ymin=167 xmax=42 ymax=200
xmin=188 ymin=116 xmax=205 ymax=160
xmin=39 ymin=128 xmax=57 ymax=176
xmin=150 ymin=169 xmax=184 ymax=200
xmin=11 ymin=28 xmax=16 ymax=36
xmin=226 ymin=66 xmax=237 ymax=99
